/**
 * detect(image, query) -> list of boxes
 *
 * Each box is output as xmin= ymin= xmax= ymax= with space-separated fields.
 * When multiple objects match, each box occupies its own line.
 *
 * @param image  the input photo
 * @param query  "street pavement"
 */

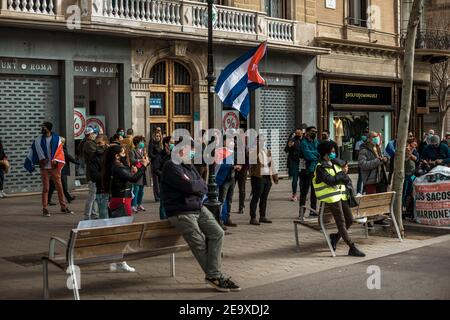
xmin=0 ymin=179 xmax=449 ymax=300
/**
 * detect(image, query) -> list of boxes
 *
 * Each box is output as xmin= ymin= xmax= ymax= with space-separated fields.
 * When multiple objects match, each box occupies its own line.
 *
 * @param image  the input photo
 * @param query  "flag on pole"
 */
xmin=215 ymin=42 xmax=267 ymax=118
xmin=24 ymin=133 xmax=65 ymax=173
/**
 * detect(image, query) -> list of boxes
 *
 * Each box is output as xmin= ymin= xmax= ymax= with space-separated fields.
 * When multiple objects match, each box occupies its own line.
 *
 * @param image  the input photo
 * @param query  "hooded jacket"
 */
xmin=358 ymin=142 xmax=384 ymax=185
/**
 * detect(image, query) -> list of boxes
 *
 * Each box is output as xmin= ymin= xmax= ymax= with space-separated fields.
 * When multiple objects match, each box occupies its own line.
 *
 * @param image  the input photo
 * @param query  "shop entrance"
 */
xmin=148 ymin=60 xmax=193 ymax=136
xmin=329 ymin=111 xmax=391 ymax=164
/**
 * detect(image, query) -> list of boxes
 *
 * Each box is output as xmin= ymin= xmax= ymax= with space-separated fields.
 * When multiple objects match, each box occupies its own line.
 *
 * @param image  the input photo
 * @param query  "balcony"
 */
xmin=0 ymin=0 xmax=328 ymax=53
xmin=415 ymin=29 xmax=450 ymax=51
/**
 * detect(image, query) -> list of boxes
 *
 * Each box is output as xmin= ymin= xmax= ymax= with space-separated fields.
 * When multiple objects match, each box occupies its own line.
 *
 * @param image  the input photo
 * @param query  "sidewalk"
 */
xmin=0 ymin=179 xmax=449 ymax=300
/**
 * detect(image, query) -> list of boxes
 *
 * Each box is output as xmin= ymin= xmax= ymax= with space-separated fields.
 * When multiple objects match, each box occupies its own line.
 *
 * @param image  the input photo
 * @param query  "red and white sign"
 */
xmin=86 ymin=116 xmax=106 ymax=135
xmin=222 ymin=110 xmax=239 ymax=130
xmin=74 ymin=108 xmax=86 ymax=140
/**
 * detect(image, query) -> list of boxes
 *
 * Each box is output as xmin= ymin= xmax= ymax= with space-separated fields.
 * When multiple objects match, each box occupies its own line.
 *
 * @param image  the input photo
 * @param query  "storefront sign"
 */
xmin=86 ymin=116 xmax=106 ymax=135
xmin=74 ymin=108 xmax=87 ymax=140
xmin=0 ymin=58 xmax=59 ymax=75
xmin=149 ymin=98 xmax=162 ymax=109
xmin=325 ymin=0 xmax=336 ymax=9
xmin=74 ymin=62 xmax=119 ymax=77
xmin=330 ymin=83 xmax=393 ymax=106
xmin=414 ymin=166 xmax=450 ymax=226
xmin=222 ymin=110 xmax=240 ymax=130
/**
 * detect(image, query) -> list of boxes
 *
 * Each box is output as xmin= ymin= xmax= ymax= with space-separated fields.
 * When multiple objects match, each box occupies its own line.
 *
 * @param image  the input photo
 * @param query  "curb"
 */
xmin=403 ymin=221 xmax=450 ymax=235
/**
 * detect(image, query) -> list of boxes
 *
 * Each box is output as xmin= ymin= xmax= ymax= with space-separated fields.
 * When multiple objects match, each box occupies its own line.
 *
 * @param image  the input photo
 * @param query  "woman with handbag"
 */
xmin=102 ymin=144 xmax=150 ymax=272
xmin=0 ymin=139 xmax=8 ymax=198
xmin=313 ymin=141 xmax=365 ymax=257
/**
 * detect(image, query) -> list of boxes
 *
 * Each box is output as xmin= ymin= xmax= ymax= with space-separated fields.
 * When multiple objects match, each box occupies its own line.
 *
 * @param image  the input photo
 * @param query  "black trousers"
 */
xmin=299 ymin=170 xmax=317 ymax=210
xmin=234 ymin=168 xmax=248 ymax=211
xmin=219 ymin=177 xmax=235 ymax=222
xmin=250 ymin=176 xmax=272 ymax=219
xmin=49 ymin=175 xmax=72 ymax=202
xmin=326 ymin=200 xmax=354 ymax=247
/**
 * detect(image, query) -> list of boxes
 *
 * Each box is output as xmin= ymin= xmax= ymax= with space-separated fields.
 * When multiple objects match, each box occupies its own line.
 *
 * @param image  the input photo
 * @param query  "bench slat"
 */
xmin=74 ymin=236 xmax=186 ymax=260
xmin=75 ymin=228 xmax=183 ymax=248
xmin=356 ymin=198 xmax=393 ymax=209
xmin=352 ymin=205 xmax=391 ymax=217
xmin=76 ymin=221 xmax=174 ymax=238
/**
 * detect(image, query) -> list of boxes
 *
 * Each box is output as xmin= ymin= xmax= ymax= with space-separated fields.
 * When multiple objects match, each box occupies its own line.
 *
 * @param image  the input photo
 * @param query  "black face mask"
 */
xmin=41 ymin=128 xmax=47 ymax=135
xmin=310 ymin=133 xmax=317 ymax=140
xmin=120 ymin=156 xmax=128 ymax=165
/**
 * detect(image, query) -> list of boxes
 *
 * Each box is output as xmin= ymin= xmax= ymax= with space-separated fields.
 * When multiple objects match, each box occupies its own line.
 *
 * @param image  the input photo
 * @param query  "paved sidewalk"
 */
xmin=0 ymin=179 xmax=448 ymax=300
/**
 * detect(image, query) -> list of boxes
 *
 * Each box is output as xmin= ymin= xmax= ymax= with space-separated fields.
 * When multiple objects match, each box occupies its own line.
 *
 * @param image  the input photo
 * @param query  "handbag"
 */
xmin=0 ymin=159 xmax=10 ymax=174
xmin=345 ymin=182 xmax=359 ymax=208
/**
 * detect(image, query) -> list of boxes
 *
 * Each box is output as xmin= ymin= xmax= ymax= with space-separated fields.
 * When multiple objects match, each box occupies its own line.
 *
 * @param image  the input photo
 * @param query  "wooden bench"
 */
xmin=42 ymin=218 xmax=189 ymax=300
xmin=294 ymin=191 xmax=402 ymax=257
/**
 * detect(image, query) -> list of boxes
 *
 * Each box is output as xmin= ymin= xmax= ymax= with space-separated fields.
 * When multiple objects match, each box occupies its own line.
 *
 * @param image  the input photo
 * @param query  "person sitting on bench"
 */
xmin=161 ymin=137 xmax=241 ymax=292
xmin=313 ymin=141 xmax=366 ymax=257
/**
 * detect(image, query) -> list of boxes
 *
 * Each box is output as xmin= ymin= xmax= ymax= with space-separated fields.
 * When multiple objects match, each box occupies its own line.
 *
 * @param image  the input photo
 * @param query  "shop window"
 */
xmin=348 ymin=0 xmax=368 ymax=27
xmin=265 ymin=0 xmax=288 ymax=19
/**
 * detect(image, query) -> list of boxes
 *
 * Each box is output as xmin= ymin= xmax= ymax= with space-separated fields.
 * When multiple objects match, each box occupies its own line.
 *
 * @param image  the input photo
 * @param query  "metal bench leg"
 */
xmin=43 ymin=258 xmax=49 ymax=300
xmin=294 ymin=223 xmax=300 ymax=252
xmin=365 ymin=222 xmax=369 ymax=239
xmin=319 ymin=204 xmax=336 ymax=257
xmin=391 ymin=212 xmax=403 ymax=242
xmin=68 ymin=264 xmax=80 ymax=300
xmin=170 ymin=253 xmax=176 ymax=278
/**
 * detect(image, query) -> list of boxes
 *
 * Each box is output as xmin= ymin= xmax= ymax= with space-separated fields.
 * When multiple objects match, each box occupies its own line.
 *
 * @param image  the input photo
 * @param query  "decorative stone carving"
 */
xmin=170 ymin=41 xmax=188 ymax=57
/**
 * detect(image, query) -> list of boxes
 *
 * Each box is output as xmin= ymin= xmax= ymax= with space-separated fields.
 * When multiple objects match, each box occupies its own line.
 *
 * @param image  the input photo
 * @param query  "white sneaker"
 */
xmin=132 ymin=206 xmax=138 ymax=213
xmin=356 ymin=193 xmax=362 ymax=197
xmin=110 ymin=262 xmax=135 ymax=273
xmin=1 ymin=191 xmax=7 ymax=197
xmin=0 ymin=192 xmax=3 ymax=199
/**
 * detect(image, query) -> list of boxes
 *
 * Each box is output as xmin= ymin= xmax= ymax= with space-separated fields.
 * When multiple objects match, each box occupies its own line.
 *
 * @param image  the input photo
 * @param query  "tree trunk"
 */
xmin=440 ymin=110 xmax=447 ymax=139
xmin=392 ymin=0 xmax=423 ymax=238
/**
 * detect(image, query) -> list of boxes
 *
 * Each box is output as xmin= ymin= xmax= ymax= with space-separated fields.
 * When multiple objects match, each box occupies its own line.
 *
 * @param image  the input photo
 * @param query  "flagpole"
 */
xmin=204 ymin=0 xmax=222 ymax=223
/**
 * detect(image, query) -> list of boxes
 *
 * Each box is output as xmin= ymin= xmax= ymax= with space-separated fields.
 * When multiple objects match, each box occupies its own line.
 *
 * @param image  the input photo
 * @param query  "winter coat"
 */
xmin=61 ymin=146 xmax=79 ymax=176
xmin=110 ymin=162 xmax=146 ymax=198
xmin=300 ymin=138 xmax=320 ymax=173
xmin=358 ymin=142 xmax=384 ymax=185
xmin=82 ymin=139 xmax=97 ymax=182
xmin=89 ymin=148 xmax=106 ymax=194
xmin=129 ymin=148 xmax=148 ymax=186
xmin=315 ymin=159 xmax=351 ymax=187
xmin=421 ymin=143 xmax=450 ymax=165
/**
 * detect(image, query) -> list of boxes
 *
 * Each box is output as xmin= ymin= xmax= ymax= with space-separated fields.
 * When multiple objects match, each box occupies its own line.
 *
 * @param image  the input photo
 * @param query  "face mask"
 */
xmin=138 ymin=142 xmax=145 ymax=149
xmin=322 ymin=135 xmax=328 ymax=141
xmin=329 ymin=152 xmax=337 ymax=160
xmin=310 ymin=133 xmax=317 ymax=140
xmin=119 ymin=132 xmax=125 ymax=137
xmin=372 ymin=137 xmax=380 ymax=145
xmin=189 ymin=150 xmax=196 ymax=160
xmin=169 ymin=143 xmax=175 ymax=151
xmin=119 ymin=155 xmax=127 ymax=164
xmin=41 ymin=128 xmax=47 ymax=135
xmin=361 ymin=136 xmax=367 ymax=142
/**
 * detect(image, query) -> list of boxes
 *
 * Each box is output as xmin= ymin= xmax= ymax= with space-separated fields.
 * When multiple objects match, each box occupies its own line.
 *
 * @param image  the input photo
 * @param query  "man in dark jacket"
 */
xmin=285 ymin=128 xmax=303 ymax=201
xmin=89 ymin=134 xmax=109 ymax=219
xmin=162 ymin=139 xmax=240 ymax=293
xmin=421 ymin=135 xmax=450 ymax=168
xmin=82 ymin=127 xmax=99 ymax=220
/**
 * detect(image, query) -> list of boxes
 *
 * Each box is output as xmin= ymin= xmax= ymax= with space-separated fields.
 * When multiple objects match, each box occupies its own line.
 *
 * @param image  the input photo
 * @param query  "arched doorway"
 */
xmin=148 ymin=60 xmax=193 ymax=135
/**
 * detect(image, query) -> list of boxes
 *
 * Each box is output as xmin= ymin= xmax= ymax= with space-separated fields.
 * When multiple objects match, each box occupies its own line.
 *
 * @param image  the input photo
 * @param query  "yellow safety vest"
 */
xmin=313 ymin=162 xmax=348 ymax=204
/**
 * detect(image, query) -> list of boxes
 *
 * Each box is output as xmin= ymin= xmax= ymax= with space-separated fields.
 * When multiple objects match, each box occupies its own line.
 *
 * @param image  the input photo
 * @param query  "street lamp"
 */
xmin=203 ymin=0 xmax=222 ymax=223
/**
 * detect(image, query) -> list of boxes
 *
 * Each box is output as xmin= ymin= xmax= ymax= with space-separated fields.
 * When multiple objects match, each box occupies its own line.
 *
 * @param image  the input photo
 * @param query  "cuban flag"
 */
xmin=24 ymin=133 xmax=65 ymax=173
xmin=215 ymin=42 xmax=267 ymax=118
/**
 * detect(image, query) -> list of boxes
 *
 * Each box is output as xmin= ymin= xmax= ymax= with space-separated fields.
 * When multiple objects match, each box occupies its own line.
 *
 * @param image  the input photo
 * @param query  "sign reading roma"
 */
xmin=414 ymin=166 xmax=450 ymax=226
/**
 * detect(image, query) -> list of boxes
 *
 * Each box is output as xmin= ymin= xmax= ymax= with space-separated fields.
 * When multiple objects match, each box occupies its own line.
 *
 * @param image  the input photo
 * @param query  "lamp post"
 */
xmin=203 ymin=0 xmax=222 ymax=221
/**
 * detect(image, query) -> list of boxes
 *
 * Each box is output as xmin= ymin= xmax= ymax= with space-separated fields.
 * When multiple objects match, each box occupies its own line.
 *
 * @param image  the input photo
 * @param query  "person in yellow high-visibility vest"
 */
xmin=314 ymin=141 xmax=365 ymax=257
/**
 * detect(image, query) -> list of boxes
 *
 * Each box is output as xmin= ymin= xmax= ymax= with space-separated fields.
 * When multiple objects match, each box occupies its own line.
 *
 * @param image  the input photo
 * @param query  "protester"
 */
xmin=161 ymin=138 xmax=240 ymax=292
xmin=121 ymin=128 xmax=134 ymax=153
xmin=194 ymin=129 xmax=208 ymax=182
xmin=89 ymin=134 xmax=109 ymax=219
xmin=313 ymin=141 xmax=365 ymax=257
xmin=24 ymin=122 xmax=73 ymax=217
xmin=418 ymin=129 xmax=434 ymax=156
xmin=358 ymin=131 xmax=389 ymax=195
xmin=110 ymin=133 xmax=122 ymax=145
xmin=48 ymin=137 xmax=79 ymax=205
xmin=155 ymin=136 xmax=173 ymax=220
xmin=102 ymin=144 xmax=149 ymax=273
xmin=0 ymin=139 xmax=9 ymax=198
xmin=354 ymin=130 xmax=369 ymax=194
xmin=444 ymin=133 xmax=450 ymax=147
xmin=248 ymin=134 xmax=278 ymax=225
xmin=385 ymin=138 xmax=396 ymax=185
xmin=116 ymin=128 xmax=126 ymax=139
xmin=148 ymin=130 xmax=164 ymax=202
xmin=284 ymin=128 xmax=303 ymax=201
xmin=234 ymin=133 xmax=249 ymax=214
xmin=130 ymin=135 xmax=148 ymax=213
xmin=421 ymin=135 xmax=450 ymax=170
xmin=216 ymin=136 xmax=241 ymax=228
xmin=82 ymin=127 xmax=99 ymax=220
xmin=321 ymin=130 xmax=338 ymax=157
xmin=403 ymin=138 xmax=419 ymax=218
xmin=299 ymin=126 xmax=319 ymax=217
